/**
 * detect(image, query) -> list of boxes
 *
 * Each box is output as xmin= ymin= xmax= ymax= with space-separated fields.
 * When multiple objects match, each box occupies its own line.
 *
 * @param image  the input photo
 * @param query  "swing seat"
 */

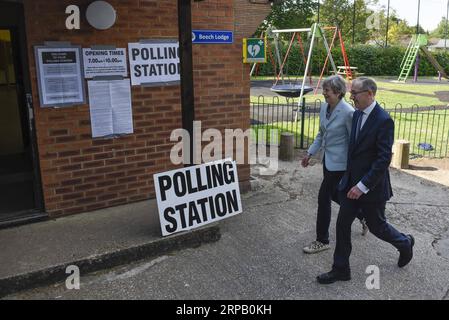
xmin=270 ymin=84 xmax=314 ymax=98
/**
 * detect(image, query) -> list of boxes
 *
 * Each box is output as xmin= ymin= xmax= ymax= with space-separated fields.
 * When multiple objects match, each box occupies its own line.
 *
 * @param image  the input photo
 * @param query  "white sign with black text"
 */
xmin=87 ymin=79 xmax=133 ymax=138
xmin=82 ymin=48 xmax=127 ymax=78
xmin=128 ymin=41 xmax=180 ymax=86
xmin=154 ymin=159 xmax=242 ymax=236
xmin=34 ymin=46 xmax=85 ymax=107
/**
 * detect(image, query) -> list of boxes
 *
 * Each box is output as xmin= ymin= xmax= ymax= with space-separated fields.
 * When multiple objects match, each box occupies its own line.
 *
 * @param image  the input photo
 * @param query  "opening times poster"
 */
xmin=82 ymin=48 xmax=128 ymax=78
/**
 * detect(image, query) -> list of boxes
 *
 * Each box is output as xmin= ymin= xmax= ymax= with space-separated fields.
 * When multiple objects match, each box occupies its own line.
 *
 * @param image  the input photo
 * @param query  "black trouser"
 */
xmin=316 ymin=164 xmax=345 ymax=244
xmin=332 ymin=196 xmax=411 ymax=272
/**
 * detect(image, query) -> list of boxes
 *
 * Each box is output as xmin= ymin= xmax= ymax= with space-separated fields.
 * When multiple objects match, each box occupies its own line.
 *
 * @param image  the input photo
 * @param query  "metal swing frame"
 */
xmin=269 ymin=23 xmax=338 ymax=111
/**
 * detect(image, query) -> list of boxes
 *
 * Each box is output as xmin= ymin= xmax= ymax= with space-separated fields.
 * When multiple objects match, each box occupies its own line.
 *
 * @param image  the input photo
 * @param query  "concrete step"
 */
xmin=0 ymin=200 xmax=221 ymax=297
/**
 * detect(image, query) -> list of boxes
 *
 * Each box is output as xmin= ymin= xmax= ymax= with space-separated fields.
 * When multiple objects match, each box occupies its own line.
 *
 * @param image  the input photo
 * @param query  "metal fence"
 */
xmin=250 ymin=96 xmax=449 ymax=158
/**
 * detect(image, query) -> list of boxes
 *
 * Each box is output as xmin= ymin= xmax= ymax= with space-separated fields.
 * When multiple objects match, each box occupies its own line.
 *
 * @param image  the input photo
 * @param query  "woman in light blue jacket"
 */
xmin=301 ymin=75 xmax=367 ymax=254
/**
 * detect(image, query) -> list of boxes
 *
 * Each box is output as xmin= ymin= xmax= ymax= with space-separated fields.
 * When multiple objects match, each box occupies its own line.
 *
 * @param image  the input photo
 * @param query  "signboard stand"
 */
xmin=154 ymin=159 xmax=242 ymax=237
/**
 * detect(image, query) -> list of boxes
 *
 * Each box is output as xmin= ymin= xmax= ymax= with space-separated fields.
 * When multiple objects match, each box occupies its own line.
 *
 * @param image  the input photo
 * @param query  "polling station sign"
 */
xmin=154 ymin=159 xmax=242 ymax=236
xmin=128 ymin=40 xmax=180 ymax=86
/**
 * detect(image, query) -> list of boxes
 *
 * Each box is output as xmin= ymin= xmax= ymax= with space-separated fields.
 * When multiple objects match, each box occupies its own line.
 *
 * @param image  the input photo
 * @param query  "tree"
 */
xmin=256 ymin=0 xmax=317 ymax=34
xmin=411 ymin=25 xmax=427 ymax=35
xmin=364 ymin=6 xmax=389 ymax=46
xmin=319 ymin=0 xmax=378 ymax=45
xmin=431 ymin=17 xmax=449 ymax=39
xmin=367 ymin=8 xmax=414 ymax=47
xmin=387 ymin=18 xmax=415 ymax=46
xmin=319 ymin=0 xmax=351 ymax=35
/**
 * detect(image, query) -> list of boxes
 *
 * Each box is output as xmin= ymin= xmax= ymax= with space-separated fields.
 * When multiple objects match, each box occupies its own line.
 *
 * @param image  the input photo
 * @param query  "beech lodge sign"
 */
xmin=154 ymin=159 xmax=242 ymax=236
xmin=191 ymin=30 xmax=234 ymax=44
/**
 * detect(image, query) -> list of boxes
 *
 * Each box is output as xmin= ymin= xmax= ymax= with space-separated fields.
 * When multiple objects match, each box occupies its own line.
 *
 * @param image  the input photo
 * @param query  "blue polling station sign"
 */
xmin=192 ymin=30 xmax=233 ymax=44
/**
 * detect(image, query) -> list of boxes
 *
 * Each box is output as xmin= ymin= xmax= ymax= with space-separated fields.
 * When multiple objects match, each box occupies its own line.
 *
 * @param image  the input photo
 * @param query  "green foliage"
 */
xmin=430 ymin=17 xmax=449 ymax=38
xmin=256 ymin=0 xmax=426 ymax=47
xmin=319 ymin=0 xmax=377 ymax=44
xmin=387 ymin=19 xmax=415 ymax=45
xmin=318 ymin=0 xmax=351 ymax=30
xmin=255 ymin=43 xmax=449 ymax=77
xmin=255 ymin=0 xmax=316 ymax=36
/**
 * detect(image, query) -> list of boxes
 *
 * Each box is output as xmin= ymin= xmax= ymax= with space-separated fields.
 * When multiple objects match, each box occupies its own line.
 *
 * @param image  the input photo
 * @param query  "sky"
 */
xmin=373 ymin=0 xmax=448 ymax=32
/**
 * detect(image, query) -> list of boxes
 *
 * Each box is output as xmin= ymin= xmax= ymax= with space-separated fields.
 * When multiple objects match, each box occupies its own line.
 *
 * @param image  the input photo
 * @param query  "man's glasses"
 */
xmin=350 ymin=90 xmax=368 ymax=96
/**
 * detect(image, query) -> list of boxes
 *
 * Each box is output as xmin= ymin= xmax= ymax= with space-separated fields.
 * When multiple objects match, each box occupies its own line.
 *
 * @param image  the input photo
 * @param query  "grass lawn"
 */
xmin=251 ymin=76 xmax=449 ymax=108
xmin=375 ymin=90 xmax=442 ymax=108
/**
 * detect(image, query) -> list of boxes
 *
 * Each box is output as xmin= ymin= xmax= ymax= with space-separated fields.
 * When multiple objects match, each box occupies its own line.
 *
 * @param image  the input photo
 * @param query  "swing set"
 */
xmin=252 ymin=23 xmax=353 ymax=105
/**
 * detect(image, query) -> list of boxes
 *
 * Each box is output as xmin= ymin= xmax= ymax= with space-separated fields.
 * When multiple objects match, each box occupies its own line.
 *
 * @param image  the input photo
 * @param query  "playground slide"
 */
xmin=420 ymin=46 xmax=449 ymax=79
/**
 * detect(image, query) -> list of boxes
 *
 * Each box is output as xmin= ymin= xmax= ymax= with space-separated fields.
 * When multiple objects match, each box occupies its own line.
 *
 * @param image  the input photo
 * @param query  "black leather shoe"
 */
xmin=398 ymin=234 xmax=415 ymax=268
xmin=317 ymin=269 xmax=351 ymax=284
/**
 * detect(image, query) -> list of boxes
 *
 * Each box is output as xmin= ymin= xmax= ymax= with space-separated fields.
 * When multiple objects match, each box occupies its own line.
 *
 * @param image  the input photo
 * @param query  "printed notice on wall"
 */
xmin=34 ymin=46 xmax=85 ymax=107
xmin=87 ymin=79 xmax=133 ymax=138
xmin=82 ymin=48 xmax=128 ymax=78
xmin=128 ymin=41 xmax=180 ymax=86
xmin=154 ymin=159 xmax=242 ymax=237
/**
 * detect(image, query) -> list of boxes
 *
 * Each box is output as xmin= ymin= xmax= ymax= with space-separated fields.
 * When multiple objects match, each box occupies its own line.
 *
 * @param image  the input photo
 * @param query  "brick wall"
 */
xmin=24 ymin=0 xmax=270 ymax=217
xmin=234 ymin=0 xmax=272 ymax=39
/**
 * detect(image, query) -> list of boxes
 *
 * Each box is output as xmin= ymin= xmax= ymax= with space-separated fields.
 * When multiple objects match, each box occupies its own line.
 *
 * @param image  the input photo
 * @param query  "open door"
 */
xmin=0 ymin=1 xmax=45 ymax=225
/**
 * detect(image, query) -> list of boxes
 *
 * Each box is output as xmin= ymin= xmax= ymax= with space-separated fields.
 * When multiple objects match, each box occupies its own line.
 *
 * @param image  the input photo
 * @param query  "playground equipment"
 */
xmin=269 ymin=24 xmax=326 ymax=100
xmin=266 ymin=24 xmax=353 ymax=100
xmin=258 ymin=23 xmax=353 ymax=121
xmin=398 ymin=34 xmax=448 ymax=82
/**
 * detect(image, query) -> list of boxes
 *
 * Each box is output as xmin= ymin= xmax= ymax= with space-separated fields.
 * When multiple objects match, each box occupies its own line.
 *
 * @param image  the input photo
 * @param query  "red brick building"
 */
xmin=0 ymin=0 xmax=271 ymax=225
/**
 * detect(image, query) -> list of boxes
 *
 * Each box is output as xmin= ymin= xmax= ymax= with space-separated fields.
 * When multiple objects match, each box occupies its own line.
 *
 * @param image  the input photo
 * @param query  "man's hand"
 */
xmin=347 ymin=185 xmax=363 ymax=200
xmin=301 ymin=155 xmax=311 ymax=168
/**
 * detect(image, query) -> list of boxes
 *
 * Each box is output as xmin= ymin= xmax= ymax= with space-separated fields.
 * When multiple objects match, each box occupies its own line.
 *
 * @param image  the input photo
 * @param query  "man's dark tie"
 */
xmin=355 ymin=111 xmax=364 ymax=141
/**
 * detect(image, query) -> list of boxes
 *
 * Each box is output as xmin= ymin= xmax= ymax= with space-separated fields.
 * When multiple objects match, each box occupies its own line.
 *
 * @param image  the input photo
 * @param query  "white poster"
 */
xmin=154 ymin=159 xmax=242 ymax=237
xmin=34 ymin=46 xmax=85 ymax=107
xmin=88 ymin=79 xmax=133 ymax=138
xmin=128 ymin=41 xmax=180 ymax=86
xmin=82 ymin=48 xmax=128 ymax=78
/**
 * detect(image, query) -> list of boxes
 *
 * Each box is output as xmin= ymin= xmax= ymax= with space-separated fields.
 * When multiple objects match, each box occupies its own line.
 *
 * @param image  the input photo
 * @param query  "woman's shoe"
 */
xmin=303 ymin=240 xmax=331 ymax=254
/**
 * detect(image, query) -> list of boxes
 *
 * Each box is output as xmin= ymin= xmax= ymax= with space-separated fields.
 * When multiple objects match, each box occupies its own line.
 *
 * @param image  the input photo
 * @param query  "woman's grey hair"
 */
xmin=322 ymin=75 xmax=347 ymax=99
xmin=353 ymin=77 xmax=377 ymax=95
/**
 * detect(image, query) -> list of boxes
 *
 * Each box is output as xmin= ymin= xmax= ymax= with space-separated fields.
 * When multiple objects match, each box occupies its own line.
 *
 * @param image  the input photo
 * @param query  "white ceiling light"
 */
xmin=86 ymin=1 xmax=116 ymax=30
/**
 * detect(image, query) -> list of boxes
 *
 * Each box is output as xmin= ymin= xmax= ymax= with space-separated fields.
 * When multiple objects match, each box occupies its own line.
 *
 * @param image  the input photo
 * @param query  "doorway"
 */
xmin=0 ymin=2 xmax=44 ymax=224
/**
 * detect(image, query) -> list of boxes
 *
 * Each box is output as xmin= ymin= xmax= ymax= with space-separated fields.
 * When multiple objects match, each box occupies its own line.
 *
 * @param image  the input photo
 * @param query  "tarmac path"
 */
xmin=5 ymin=151 xmax=449 ymax=300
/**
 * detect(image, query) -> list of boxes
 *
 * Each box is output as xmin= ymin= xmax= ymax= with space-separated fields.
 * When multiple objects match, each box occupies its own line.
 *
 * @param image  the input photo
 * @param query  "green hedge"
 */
xmin=256 ymin=43 xmax=449 ymax=77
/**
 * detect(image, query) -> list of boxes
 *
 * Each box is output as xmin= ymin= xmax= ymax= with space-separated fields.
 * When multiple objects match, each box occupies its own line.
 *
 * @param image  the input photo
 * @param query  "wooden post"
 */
xmin=392 ymin=140 xmax=410 ymax=169
xmin=279 ymin=132 xmax=294 ymax=161
xmin=178 ymin=0 xmax=195 ymax=166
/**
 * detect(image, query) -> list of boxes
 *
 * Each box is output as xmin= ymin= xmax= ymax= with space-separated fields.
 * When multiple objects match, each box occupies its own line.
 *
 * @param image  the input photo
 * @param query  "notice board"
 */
xmin=34 ymin=45 xmax=86 ymax=107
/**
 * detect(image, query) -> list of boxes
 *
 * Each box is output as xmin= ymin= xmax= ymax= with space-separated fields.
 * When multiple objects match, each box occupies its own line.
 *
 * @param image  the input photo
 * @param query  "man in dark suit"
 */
xmin=317 ymin=77 xmax=415 ymax=284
